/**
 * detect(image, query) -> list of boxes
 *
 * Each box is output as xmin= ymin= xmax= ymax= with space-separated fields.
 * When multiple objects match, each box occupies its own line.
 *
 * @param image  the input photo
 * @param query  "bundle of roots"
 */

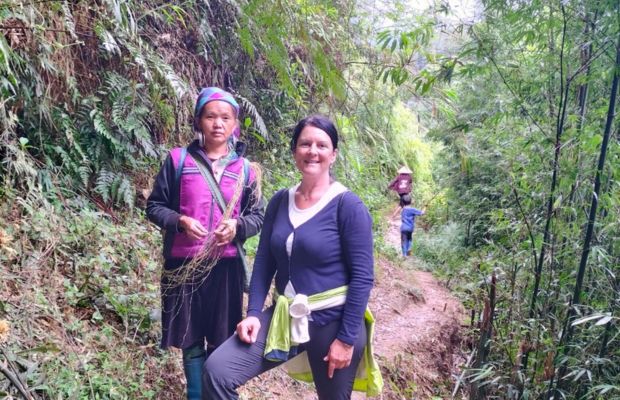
xmin=161 ymin=162 xmax=262 ymax=291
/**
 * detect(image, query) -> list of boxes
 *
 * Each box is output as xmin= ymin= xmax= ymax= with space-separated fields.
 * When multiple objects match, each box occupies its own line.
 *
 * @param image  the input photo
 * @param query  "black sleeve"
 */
xmin=235 ymin=179 xmax=266 ymax=242
xmin=146 ymin=154 xmax=181 ymax=232
xmin=337 ymin=192 xmax=374 ymax=344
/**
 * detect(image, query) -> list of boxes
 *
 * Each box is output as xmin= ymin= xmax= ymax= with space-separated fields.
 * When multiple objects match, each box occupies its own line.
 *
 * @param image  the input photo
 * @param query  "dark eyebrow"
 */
xmin=205 ymin=110 xmax=233 ymax=117
xmin=299 ymin=137 xmax=330 ymax=143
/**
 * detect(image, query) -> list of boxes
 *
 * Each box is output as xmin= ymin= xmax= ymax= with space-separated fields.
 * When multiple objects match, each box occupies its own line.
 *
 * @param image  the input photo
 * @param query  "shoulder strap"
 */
xmin=191 ymin=154 xmax=250 ymax=213
xmin=243 ymin=158 xmax=250 ymax=188
xmin=190 ymin=153 xmax=229 ymax=212
xmin=189 ymin=152 xmax=251 ymax=290
xmin=175 ymin=147 xmax=187 ymax=190
xmin=173 ymin=147 xmax=188 ymax=210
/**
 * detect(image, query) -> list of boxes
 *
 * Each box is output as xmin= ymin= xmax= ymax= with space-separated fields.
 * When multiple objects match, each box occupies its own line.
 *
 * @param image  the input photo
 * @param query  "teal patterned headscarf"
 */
xmin=193 ymin=87 xmax=239 ymax=131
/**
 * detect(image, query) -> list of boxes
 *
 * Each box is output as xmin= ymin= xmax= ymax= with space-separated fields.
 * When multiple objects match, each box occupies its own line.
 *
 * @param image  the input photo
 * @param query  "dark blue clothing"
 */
xmin=400 ymin=206 xmax=424 ymax=232
xmin=203 ymin=308 xmax=366 ymax=400
xmin=247 ymin=189 xmax=374 ymax=345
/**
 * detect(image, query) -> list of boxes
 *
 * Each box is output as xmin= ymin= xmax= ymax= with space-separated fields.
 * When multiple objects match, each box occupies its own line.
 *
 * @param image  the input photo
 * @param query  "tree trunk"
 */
xmin=547 ymin=35 xmax=620 ymax=399
xmin=522 ymin=5 xmax=570 ymax=375
xmin=470 ymin=272 xmax=496 ymax=400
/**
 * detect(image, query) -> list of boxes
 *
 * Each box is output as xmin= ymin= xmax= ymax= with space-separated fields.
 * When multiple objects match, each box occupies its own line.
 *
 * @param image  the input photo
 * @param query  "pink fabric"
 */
xmin=169 ymin=148 xmax=254 ymax=259
xmin=388 ymin=173 xmax=412 ymax=195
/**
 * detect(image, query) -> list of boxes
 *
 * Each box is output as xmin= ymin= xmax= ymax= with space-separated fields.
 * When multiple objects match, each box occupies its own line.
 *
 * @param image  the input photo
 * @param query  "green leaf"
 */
xmin=587 ymin=134 xmax=603 ymax=149
xmin=571 ymin=313 xmax=608 ymax=326
xmin=594 ymin=315 xmax=613 ymax=326
xmin=21 ymin=343 xmax=62 ymax=354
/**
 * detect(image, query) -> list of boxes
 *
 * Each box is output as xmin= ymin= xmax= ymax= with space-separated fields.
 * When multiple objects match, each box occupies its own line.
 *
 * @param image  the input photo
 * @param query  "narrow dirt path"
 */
xmin=362 ymin=212 xmax=466 ymax=398
xmin=241 ymin=210 xmax=466 ymax=399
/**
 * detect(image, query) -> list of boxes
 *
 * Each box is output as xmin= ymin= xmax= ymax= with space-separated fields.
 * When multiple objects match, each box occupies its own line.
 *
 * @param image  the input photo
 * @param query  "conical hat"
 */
xmin=397 ymin=166 xmax=412 ymax=174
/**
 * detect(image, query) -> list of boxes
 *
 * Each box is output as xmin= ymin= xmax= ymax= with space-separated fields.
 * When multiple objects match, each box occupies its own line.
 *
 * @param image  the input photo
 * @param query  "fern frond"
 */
xmin=237 ymin=95 xmax=269 ymax=139
xmin=61 ymin=1 xmax=78 ymax=40
xmin=117 ymin=175 xmax=135 ymax=208
xmin=102 ymin=73 xmax=157 ymax=158
xmin=78 ymin=164 xmax=91 ymax=188
xmin=129 ymin=41 xmax=188 ymax=98
xmin=94 ymin=24 xmax=121 ymax=56
xmin=56 ymin=110 xmax=87 ymax=161
xmin=164 ymin=69 xmax=188 ymax=99
xmin=95 ymin=169 xmax=114 ymax=204
xmin=91 ymin=108 xmax=124 ymax=154
xmin=94 ymin=168 xmax=135 ymax=208
xmin=4 ymin=141 xmax=38 ymax=179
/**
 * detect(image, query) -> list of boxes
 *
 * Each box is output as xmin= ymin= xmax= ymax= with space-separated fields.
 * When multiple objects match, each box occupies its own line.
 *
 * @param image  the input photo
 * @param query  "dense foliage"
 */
xmin=1 ymin=0 xmax=617 ymax=398
xmin=407 ymin=1 xmax=619 ymax=398
xmin=0 ymin=0 xmax=434 ymax=397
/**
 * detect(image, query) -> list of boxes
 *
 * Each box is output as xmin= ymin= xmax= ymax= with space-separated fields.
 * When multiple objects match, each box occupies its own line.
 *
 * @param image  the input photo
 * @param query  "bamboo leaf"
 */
xmin=594 ymin=315 xmax=613 ymax=326
xmin=571 ymin=313 xmax=607 ymax=326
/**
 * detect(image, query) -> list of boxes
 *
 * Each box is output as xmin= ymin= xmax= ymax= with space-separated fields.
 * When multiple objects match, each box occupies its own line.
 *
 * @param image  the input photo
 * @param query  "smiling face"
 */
xmin=197 ymin=100 xmax=236 ymax=150
xmin=293 ymin=125 xmax=338 ymax=178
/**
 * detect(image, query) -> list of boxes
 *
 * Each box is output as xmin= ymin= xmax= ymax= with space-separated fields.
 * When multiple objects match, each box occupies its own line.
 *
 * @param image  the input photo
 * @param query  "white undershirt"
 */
xmin=283 ymin=181 xmax=348 ymax=301
xmin=285 ymin=181 xmax=347 ymax=257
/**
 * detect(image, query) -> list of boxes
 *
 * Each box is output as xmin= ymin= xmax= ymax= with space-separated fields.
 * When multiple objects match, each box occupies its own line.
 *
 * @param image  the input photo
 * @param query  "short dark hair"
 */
xmin=402 ymin=194 xmax=412 ymax=205
xmin=291 ymin=115 xmax=339 ymax=152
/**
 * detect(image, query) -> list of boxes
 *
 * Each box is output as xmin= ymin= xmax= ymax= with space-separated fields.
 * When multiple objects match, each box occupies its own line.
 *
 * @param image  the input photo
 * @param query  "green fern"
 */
xmin=61 ymin=1 xmax=78 ymax=40
xmin=237 ymin=95 xmax=269 ymax=139
xmin=91 ymin=108 xmax=125 ymax=155
xmin=95 ymin=169 xmax=134 ymax=208
xmin=116 ymin=175 xmax=134 ymax=208
xmin=103 ymin=73 xmax=157 ymax=157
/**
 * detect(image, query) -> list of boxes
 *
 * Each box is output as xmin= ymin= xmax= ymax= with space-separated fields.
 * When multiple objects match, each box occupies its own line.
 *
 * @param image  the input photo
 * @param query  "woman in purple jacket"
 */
xmin=146 ymin=87 xmax=264 ymax=400
xmin=388 ymin=165 xmax=413 ymax=206
xmin=202 ymin=115 xmax=377 ymax=399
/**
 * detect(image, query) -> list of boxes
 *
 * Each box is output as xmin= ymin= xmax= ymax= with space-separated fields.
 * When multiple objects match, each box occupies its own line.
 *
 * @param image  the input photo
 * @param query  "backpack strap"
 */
xmin=175 ymin=147 xmax=187 ymax=191
xmin=243 ymin=158 xmax=250 ymax=188
xmin=173 ymin=147 xmax=188 ymax=211
xmin=189 ymin=151 xmax=252 ymax=291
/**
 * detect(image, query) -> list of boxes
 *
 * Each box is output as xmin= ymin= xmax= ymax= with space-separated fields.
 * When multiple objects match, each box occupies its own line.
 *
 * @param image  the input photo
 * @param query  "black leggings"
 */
xmin=202 ymin=307 xmax=367 ymax=399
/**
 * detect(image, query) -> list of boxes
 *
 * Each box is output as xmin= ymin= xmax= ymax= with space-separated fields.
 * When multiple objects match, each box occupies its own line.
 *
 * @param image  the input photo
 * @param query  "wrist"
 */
xmin=226 ymin=219 xmax=237 ymax=235
xmin=337 ymin=338 xmax=353 ymax=349
xmin=177 ymin=215 xmax=189 ymax=231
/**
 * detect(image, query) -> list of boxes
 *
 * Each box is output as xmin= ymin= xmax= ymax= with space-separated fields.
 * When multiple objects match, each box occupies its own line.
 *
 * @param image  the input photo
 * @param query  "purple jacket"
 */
xmin=388 ymin=173 xmax=412 ymax=195
xmin=146 ymin=141 xmax=265 ymax=267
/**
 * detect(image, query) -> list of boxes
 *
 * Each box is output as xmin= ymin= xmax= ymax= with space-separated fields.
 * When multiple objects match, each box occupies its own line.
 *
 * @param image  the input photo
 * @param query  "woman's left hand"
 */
xmin=323 ymin=338 xmax=354 ymax=379
xmin=214 ymin=219 xmax=237 ymax=246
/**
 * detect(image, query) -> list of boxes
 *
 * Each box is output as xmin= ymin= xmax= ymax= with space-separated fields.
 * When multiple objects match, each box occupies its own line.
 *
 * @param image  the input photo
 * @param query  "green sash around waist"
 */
xmin=263 ymin=285 xmax=383 ymax=397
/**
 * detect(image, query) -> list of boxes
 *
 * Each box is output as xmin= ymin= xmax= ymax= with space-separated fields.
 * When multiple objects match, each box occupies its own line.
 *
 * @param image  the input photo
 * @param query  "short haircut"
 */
xmin=401 ymin=194 xmax=412 ymax=205
xmin=291 ymin=115 xmax=339 ymax=152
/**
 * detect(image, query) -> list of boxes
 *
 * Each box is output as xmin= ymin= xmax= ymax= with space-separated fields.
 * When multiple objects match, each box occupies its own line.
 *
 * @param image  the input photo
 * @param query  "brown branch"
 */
xmin=469 ymin=26 xmax=549 ymax=138
xmin=0 ymin=348 xmax=35 ymax=400
xmin=0 ymin=25 xmax=95 ymax=38
xmin=511 ymin=186 xmax=538 ymax=268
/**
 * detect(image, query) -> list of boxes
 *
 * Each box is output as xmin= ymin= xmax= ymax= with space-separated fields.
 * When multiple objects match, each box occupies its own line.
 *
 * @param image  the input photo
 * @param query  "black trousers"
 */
xmin=398 ymin=193 xmax=410 ymax=207
xmin=202 ymin=307 xmax=367 ymax=399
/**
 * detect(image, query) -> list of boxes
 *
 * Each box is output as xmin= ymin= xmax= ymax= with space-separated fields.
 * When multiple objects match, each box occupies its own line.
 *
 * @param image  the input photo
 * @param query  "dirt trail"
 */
xmin=354 ymin=212 xmax=464 ymax=399
xmin=241 ymin=211 xmax=466 ymax=399
xmin=362 ymin=213 xmax=466 ymax=398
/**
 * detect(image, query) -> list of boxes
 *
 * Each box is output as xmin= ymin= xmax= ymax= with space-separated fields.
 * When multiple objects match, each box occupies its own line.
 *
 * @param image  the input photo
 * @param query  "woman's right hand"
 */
xmin=236 ymin=316 xmax=261 ymax=344
xmin=178 ymin=215 xmax=208 ymax=241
